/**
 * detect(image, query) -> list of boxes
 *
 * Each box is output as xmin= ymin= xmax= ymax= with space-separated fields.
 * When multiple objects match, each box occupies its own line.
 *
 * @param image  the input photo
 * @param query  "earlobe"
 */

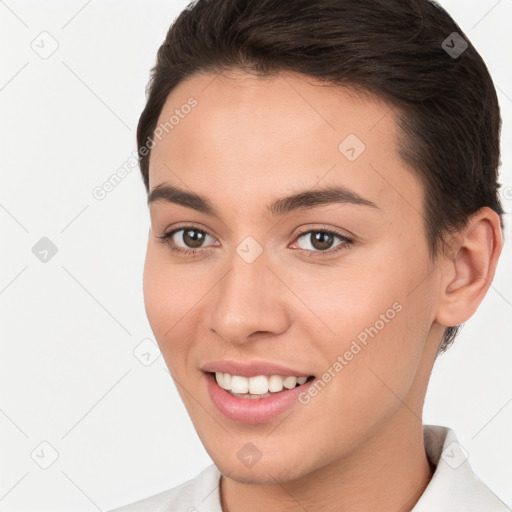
xmin=435 ymin=207 xmax=503 ymax=327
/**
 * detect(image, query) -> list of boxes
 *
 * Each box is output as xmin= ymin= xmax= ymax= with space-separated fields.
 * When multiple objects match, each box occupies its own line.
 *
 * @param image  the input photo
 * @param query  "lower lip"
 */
xmin=204 ymin=372 xmax=314 ymax=424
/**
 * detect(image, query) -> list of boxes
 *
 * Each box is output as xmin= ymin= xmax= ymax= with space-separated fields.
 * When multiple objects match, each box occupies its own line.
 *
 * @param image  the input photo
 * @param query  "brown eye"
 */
xmin=310 ymin=231 xmax=336 ymax=251
xmin=180 ymin=229 xmax=207 ymax=248
xmin=157 ymin=226 xmax=217 ymax=255
xmin=295 ymin=229 xmax=353 ymax=257
xmin=157 ymin=225 xmax=352 ymax=258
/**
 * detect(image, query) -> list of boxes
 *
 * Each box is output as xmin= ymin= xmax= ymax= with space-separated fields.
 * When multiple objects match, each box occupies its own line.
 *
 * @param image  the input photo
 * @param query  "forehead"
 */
xmin=148 ymin=70 xmax=423 ymax=218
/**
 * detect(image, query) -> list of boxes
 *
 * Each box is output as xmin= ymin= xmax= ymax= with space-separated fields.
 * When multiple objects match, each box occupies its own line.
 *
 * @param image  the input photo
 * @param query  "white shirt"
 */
xmin=108 ymin=425 xmax=511 ymax=511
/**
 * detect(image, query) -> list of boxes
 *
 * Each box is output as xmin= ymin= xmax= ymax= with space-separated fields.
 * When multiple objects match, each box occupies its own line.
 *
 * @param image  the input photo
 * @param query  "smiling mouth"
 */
xmin=210 ymin=372 xmax=315 ymax=399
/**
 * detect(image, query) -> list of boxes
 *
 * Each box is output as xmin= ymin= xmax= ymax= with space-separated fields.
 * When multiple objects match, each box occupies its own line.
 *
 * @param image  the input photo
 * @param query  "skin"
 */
xmin=143 ymin=70 xmax=503 ymax=511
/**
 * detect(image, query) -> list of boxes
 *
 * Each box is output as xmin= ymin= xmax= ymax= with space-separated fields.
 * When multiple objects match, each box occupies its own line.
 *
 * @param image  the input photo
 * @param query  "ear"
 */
xmin=435 ymin=207 xmax=503 ymax=327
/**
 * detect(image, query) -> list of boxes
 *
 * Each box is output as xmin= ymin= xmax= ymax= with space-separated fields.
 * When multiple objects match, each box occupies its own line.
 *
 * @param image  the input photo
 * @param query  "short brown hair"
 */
xmin=136 ymin=0 xmax=504 ymax=352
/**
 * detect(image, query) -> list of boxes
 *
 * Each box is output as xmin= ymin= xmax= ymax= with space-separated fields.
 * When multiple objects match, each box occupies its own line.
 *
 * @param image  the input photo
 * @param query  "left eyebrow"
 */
xmin=147 ymin=183 xmax=380 ymax=216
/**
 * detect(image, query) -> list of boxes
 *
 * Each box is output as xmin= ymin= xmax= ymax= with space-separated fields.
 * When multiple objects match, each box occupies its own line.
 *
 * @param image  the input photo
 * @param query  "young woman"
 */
xmin=110 ymin=0 xmax=509 ymax=510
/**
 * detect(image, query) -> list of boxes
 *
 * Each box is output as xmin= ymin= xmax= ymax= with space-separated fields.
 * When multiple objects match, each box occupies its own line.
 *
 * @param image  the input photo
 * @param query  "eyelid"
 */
xmin=291 ymin=226 xmax=353 ymax=257
xmin=158 ymin=223 xmax=354 ymax=257
xmin=293 ymin=223 xmax=355 ymax=242
xmin=158 ymin=223 xmax=219 ymax=251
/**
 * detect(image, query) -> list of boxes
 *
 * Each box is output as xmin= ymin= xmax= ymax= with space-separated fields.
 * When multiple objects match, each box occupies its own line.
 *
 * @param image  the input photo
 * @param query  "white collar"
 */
xmin=412 ymin=424 xmax=510 ymax=511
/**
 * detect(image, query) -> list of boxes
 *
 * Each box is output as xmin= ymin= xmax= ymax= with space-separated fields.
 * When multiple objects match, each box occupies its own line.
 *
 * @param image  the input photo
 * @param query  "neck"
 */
xmin=220 ymin=410 xmax=434 ymax=512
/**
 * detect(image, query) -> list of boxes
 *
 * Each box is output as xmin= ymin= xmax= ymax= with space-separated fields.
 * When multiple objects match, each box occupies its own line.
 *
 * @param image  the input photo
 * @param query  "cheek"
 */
xmin=285 ymin=254 xmax=409 ymax=348
xmin=344 ymin=273 xmax=434 ymax=408
xmin=142 ymin=245 xmax=198 ymax=368
xmin=294 ymin=250 xmax=430 ymax=395
xmin=142 ymin=245 xmax=168 ymax=338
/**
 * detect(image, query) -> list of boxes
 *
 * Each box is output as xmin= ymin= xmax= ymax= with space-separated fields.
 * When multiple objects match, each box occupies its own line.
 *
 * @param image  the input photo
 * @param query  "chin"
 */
xmin=212 ymin=449 xmax=316 ymax=485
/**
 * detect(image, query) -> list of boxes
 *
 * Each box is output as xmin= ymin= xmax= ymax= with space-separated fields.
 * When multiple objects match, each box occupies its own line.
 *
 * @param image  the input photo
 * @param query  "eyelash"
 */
xmin=157 ymin=225 xmax=353 ymax=259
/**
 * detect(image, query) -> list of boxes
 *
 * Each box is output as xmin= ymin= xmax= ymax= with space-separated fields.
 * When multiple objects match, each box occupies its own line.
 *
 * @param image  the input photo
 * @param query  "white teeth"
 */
xmin=230 ymin=375 xmax=249 ymax=394
xmin=283 ymin=376 xmax=297 ymax=389
xmin=214 ymin=372 xmax=310 ymax=395
xmin=221 ymin=373 xmax=231 ymax=390
xmin=268 ymin=375 xmax=284 ymax=392
xmin=248 ymin=375 xmax=268 ymax=394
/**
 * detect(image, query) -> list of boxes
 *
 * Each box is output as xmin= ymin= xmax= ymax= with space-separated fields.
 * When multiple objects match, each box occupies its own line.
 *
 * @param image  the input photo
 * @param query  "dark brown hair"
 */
xmin=137 ymin=0 xmax=504 ymax=352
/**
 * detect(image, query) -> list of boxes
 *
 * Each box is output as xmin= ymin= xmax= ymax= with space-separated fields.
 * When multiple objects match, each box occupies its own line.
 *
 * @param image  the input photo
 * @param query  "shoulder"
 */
xmin=107 ymin=464 xmax=223 ymax=512
xmin=413 ymin=425 xmax=511 ymax=512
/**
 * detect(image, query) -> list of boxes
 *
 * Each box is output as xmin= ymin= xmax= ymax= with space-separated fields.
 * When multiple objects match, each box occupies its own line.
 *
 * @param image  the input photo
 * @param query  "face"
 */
xmin=143 ymin=70 xmax=442 ymax=484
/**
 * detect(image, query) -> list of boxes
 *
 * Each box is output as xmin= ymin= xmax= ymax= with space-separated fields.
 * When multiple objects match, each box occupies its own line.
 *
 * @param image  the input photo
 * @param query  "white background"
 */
xmin=1 ymin=1 xmax=511 ymax=510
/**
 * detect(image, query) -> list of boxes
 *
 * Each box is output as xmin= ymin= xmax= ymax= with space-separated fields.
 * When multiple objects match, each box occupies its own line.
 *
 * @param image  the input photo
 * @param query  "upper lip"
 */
xmin=201 ymin=359 xmax=313 ymax=378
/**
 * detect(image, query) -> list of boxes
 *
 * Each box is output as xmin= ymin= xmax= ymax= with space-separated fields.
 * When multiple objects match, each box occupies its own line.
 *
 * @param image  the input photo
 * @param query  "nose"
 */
xmin=207 ymin=249 xmax=290 ymax=345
